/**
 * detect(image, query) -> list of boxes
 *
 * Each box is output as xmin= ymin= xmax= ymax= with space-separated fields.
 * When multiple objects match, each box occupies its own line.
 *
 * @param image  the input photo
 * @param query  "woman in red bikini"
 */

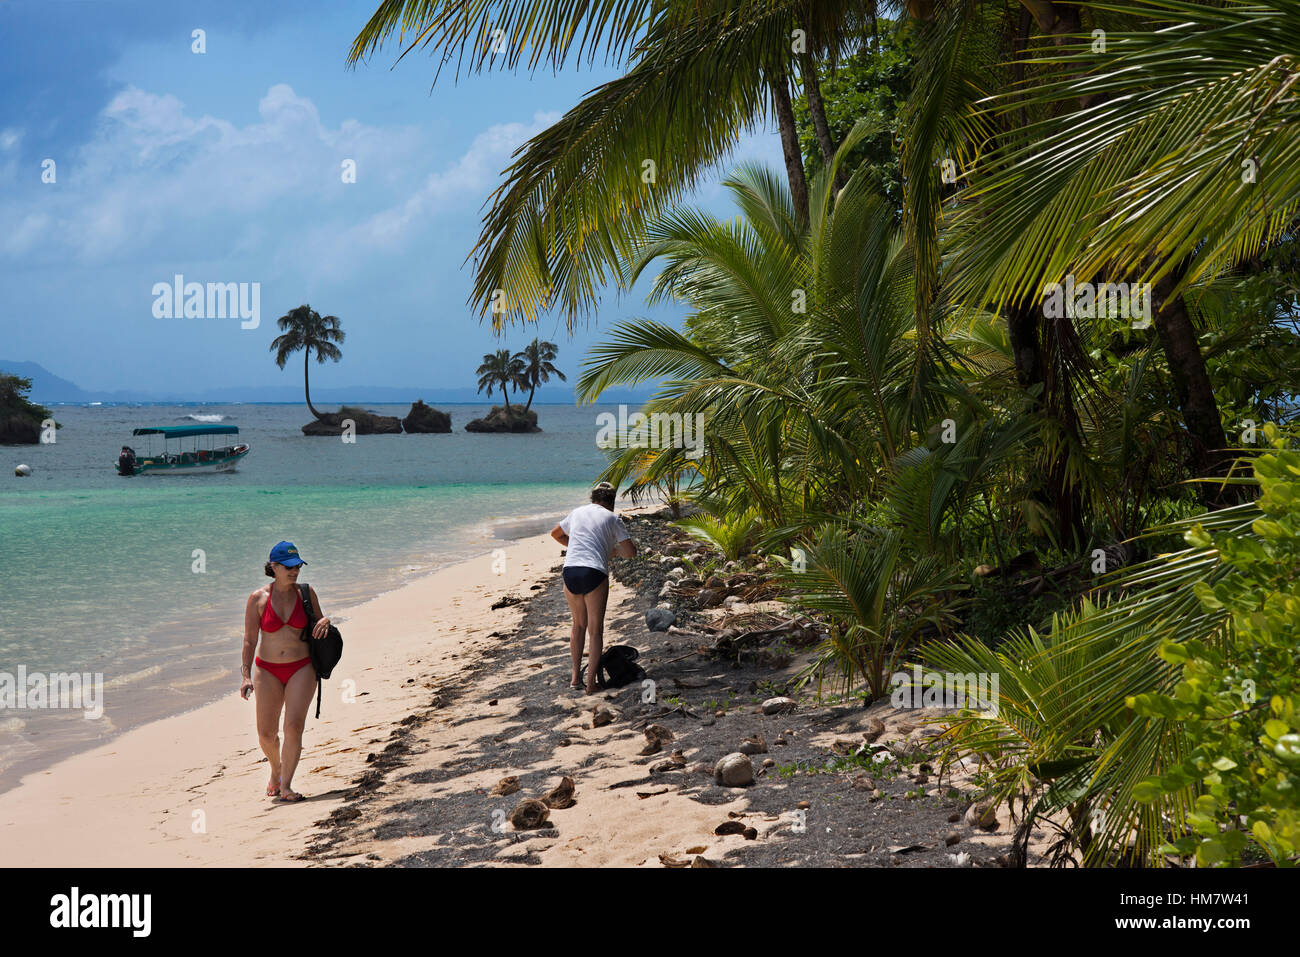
xmin=240 ymin=541 xmax=332 ymax=802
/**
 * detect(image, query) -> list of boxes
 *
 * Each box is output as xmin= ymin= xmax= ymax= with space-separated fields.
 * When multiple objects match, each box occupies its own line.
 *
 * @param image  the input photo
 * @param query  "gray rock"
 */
xmin=713 ymin=752 xmax=755 ymax=788
xmin=645 ymin=608 xmax=676 ymax=631
xmin=401 ymin=399 xmax=452 ymax=433
xmin=666 ymin=566 xmax=686 ymax=581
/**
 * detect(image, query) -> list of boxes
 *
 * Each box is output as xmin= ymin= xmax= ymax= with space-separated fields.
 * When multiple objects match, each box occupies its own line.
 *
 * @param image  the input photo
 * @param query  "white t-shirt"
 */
xmin=560 ymin=503 xmax=631 ymax=573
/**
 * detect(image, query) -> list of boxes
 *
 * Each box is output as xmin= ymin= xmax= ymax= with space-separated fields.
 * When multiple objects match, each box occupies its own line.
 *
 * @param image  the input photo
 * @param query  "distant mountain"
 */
xmin=0 ymin=360 xmax=98 ymax=403
xmin=0 ymin=360 xmax=655 ymax=405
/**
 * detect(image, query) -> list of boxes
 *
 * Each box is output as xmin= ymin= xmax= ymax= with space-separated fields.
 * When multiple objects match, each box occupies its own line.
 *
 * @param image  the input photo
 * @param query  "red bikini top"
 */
xmin=261 ymin=587 xmax=308 ymax=632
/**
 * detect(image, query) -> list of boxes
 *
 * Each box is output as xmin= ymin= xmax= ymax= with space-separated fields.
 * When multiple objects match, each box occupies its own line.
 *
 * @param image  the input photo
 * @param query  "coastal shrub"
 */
xmin=675 ymin=510 xmax=759 ymax=561
xmin=1129 ymin=439 xmax=1300 ymax=867
xmin=781 ymin=523 xmax=959 ymax=701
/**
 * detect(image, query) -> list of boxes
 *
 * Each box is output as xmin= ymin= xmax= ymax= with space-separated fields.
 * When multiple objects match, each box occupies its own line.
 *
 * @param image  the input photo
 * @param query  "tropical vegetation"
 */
xmin=270 ymin=304 xmax=346 ymax=419
xmin=354 ymin=0 xmax=1300 ymax=866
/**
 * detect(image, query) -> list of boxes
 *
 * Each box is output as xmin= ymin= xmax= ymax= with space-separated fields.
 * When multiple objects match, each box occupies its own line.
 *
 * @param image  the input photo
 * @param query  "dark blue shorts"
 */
xmin=563 ymin=566 xmax=608 ymax=595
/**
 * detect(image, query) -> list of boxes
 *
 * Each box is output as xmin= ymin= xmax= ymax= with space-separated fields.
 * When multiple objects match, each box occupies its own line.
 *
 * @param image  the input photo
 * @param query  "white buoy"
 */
xmin=15 ymin=464 xmax=32 ymax=476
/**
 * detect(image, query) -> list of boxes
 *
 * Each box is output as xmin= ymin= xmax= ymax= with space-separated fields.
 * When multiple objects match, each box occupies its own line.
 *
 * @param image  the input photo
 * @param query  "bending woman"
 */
xmin=550 ymin=482 xmax=636 ymax=695
xmin=240 ymin=540 xmax=333 ymax=802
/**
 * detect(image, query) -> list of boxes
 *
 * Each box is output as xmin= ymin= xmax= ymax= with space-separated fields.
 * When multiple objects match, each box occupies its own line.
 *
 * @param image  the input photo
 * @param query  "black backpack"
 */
xmin=297 ymin=583 xmax=344 ymax=718
xmin=585 ymin=645 xmax=645 ymax=689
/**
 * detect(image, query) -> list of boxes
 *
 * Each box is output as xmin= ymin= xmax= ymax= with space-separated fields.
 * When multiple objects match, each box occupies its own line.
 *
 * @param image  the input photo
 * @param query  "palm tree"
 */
xmin=349 ymin=0 xmax=871 ymax=330
xmin=514 ymin=338 xmax=566 ymax=411
xmin=270 ymin=305 xmax=345 ymax=419
xmin=475 ymin=349 xmax=526 ymax=411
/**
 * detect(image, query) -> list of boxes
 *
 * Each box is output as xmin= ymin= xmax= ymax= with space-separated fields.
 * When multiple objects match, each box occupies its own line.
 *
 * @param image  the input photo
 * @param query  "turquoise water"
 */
xmin=0 ymin=402 xmax=623 ymax=787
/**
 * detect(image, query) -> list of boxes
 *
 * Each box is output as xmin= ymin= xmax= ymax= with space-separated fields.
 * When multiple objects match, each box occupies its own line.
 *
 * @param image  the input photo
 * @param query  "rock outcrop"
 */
xmin=301 ymin=406 xmax=402 ymax=435
xmin=0 ymin=374 xmax=53 ymax=444
xmin=464 ymin=405 xmax=540 ymax=433
xmin=402 ymin=399 xmax=451 ymax=433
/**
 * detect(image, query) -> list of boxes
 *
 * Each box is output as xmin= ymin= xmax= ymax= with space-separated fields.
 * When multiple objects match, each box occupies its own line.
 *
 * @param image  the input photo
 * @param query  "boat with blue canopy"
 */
xmin=116 ymin=425 xmax=249 ymax=474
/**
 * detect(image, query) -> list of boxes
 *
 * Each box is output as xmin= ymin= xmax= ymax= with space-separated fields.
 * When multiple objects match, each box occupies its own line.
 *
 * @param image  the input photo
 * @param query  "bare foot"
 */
xmin=266 ymin=774 xmax=280 ymax=797
xmin=277 ymin=789 xmax=305 ymax=802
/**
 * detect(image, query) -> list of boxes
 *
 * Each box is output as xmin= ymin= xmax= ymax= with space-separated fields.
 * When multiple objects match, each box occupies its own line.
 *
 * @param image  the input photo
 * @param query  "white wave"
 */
xmin=103 ymin=664 xmax=162 ymax=689
xmin=0 ymin=717 xmax=26 ymax=735
xmin=179 ymin=413 xmax=227 ymax=422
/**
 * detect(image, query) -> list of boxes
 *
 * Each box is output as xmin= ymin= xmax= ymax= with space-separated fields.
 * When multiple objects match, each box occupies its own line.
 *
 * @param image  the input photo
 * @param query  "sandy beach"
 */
xmin=1 ymin=509 xmax=1042 ymax=869
xmin=0 ymin=529 xmax=571 ymax=867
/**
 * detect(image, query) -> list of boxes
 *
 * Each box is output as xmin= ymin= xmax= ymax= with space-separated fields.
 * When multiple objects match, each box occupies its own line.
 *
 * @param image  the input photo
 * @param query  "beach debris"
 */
xmin=949 ymin=852 xmax=972 ymax=867
xmin=318 ymin=806 xmax=361 ymax=827
xmin=509 ymin=799 xmax=551 ymax=830
xmin=890 ymin=844 xmax=927 ymax=855
xmin=645 ymin=608 xmax=676 ymax=631
xmin=658 ymin=853 xmax=692 ymax=868
xmin=691 ymin=856 xmax=716 ymax=868
xmin=490 ymin=776 xmax=520 ymax=797
xmin=651 ymin=752 xmax=687 ymax=774
xmin=948 ymin=811 xmax=962 ymax=823
xmin=714 ymin=821 xmax=746 ymax=835
xmin=670 ymin=676 xmax=711 ymax=689
xmin=666 ymin=567 xmax=686 ymax=581
xmin=737 ymin=734 xmax=767 ymax=755
xmin=796 ymin=800 xmax=811 ymax=810
xmin=743 ymin=827 xmax=758 ymax=840
xmin=945 ymin=831 xmax=962 ymax=846
xmin=543 ymin=776 xmax=576 ymax=809
xmin=762 ymin=758 xmax=775 ymax=769
xmin=713 ymin=753 xmax=755 ymax=788
xmin=529 ymin=583 xmax=543 ymax=590
xmin=966 ymin=801 xmax=1000 ymax=831
xmin=636 ymin=789 xmax=669 ymax=799
xmin=851 ymin=774 xmax=875 ymax=791
xmin=488 ymin=698 xmax=498 ymax=706
xmin=14 ymin=464 xmax=32 ymax=476
xmin=695 ymin=588 xmax=723 ymax=608
xmin=831 ymin=738 xmax=860 ymax=755
xmin=761 ymin=696 xmax=798 ymax=716
xmin=640 ymin=724 xmax=675 ymax=754
xmin=490 ymin=594 xmax=524 ymax=610
xmin=591 ymin=705 xmax=615 ymax=728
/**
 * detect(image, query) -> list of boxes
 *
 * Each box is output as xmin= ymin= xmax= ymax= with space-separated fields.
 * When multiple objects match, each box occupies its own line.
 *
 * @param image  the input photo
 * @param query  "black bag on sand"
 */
xmin=585 ymin=645 xmax=645 ymax=689
xmin=298 ymin=583 xmax=343 ymax=718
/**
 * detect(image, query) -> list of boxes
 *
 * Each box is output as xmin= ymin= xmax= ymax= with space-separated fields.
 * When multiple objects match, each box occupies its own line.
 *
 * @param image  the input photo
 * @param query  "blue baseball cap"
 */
xmin=269 ymin=541 xmax=307 ymax=567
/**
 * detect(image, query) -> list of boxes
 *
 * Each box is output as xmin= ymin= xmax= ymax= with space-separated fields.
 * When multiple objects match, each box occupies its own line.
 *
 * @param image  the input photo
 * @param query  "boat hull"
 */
xmin=119 ymin=445 xmax=250 ymax=474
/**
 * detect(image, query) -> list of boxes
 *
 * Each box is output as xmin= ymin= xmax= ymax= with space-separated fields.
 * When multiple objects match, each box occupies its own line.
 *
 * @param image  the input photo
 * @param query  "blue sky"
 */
xmin=0 ymin=0 xmax=785 ymax=399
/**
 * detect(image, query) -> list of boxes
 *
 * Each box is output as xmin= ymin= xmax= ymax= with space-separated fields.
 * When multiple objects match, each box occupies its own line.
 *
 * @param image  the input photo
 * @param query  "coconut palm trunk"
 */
xmin=770 ymin=70 xmax=809 ymax=228
xmin=796 ymin=41 xmax=846 ymax=192
xmin=303 ymin=349 xmax=323 ymax=419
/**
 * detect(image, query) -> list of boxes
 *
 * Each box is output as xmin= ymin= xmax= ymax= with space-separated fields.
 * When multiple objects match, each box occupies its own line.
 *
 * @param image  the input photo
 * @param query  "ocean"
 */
xmin=0 ymin=401 xmax=624 ymax=791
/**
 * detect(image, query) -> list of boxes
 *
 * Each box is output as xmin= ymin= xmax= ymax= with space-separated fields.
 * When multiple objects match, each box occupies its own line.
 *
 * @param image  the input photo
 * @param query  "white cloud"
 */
xmin=349 ymin=111 xmax=559 ymax=248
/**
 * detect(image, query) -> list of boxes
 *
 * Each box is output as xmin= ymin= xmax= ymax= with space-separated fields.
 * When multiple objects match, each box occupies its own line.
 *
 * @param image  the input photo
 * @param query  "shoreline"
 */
xmin=0 ymin=503 xmax=576 ymax=797
xmin=0 ymin=527 xmax=570 ymax=867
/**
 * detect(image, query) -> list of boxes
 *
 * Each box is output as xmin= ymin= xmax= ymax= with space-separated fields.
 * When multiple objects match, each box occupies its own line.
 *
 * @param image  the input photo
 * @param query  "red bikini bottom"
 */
xmin=255 ymin=656 xmax=312 ymax=686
